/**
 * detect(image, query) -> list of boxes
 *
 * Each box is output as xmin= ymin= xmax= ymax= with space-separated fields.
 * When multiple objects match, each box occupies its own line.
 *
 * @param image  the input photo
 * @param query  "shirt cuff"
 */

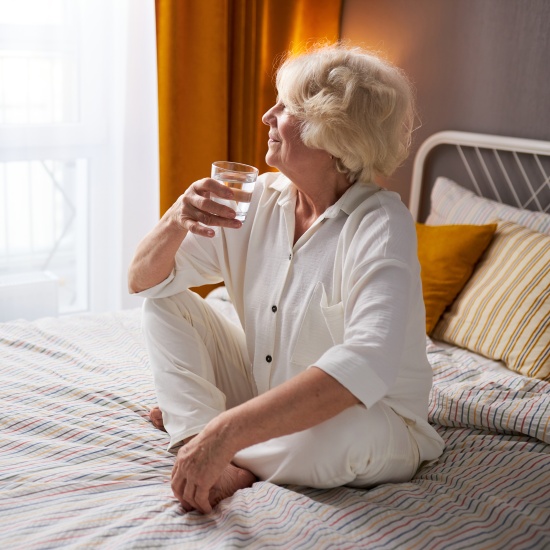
xmin=312 ymin=345 xmax=389 ymax=409
xmin=131 ymin=269 xmax=177 ymax=298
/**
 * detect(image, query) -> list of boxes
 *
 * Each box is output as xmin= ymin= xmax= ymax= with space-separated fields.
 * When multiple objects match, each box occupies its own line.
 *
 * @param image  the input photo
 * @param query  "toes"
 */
xmin=148 ymin=406 xmax=167 ymax=432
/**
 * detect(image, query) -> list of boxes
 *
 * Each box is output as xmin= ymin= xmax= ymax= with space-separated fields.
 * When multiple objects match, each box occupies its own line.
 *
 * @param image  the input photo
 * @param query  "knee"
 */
xmin=142 ymin=293 xmax=188 ymax=336
xmin=142 ymin=296 xmax=158 ymax=317
xmin=347 ymin=403 xmax=421 ymax=487
xmin=142 ymin=291 xmax=213 ymax=342
xmin=142 ymin=297 xmax=164 ymax=342
xmin=142 ymin=295 xmax=167 ymax=325
xmin=235 ymin=405 xmax=370 ymax=488
xmin=143 ymin=291 xmax=197 ymax=320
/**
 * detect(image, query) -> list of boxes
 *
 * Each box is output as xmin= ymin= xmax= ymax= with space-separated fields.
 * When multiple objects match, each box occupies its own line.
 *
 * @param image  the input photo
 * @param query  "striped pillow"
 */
xmin=432 ymin=220 xmax=550 ymax=380
xmin=427 ymin=177 xmax=550 ymax=234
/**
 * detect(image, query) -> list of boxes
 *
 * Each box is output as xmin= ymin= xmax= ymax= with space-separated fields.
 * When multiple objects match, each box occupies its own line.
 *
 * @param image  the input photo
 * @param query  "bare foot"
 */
xmin=209 ymin=463 xmax=256 ymax=508
xmin=148 ymin=406 xmax=167 ymax=432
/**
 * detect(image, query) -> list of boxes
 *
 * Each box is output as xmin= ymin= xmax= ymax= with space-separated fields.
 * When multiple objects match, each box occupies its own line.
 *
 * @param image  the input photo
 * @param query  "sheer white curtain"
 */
xmin=0 ymin=0 xmax=159 ymax=320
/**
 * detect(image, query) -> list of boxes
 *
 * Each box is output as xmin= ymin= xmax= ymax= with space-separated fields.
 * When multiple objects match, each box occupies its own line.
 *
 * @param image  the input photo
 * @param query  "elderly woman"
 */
xmin=128 ymin=44 xmax=444 ymax=514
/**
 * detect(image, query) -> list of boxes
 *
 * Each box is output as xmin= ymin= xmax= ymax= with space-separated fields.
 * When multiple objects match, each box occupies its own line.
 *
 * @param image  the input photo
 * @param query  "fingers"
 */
xmin=174 ymin=481 xmax=212 ymax=514
xmin=177 ymin=483 xmax=194 ymax=513
xmin=178 ymin=179 xmax=244 ymax=235
xmin=180 ymin=500 xmax=194 ymax=513
xmin=183 ymin=202 xmax=242 ymax=231
xmin=172 ymin=461 xmax=214 ymax=515
xmin=171 ymin=469 xmax=193 ymax=512
xmin=193 ymin=191 xmax=236 ymax=219
xmin=180 ymin=483 xmax=212 ymax=514
xmin=182 ymin=478 xmax=195 ymax=507
xmin=194 ymin=487 xmax=213 ymax=514
xmin=193 ymin=177 xmax=234 ymax=200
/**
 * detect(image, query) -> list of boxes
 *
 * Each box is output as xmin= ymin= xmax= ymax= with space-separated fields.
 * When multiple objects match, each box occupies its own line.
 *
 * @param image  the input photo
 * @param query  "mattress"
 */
xmin=0 ymin=306 xmax=549 ymax=549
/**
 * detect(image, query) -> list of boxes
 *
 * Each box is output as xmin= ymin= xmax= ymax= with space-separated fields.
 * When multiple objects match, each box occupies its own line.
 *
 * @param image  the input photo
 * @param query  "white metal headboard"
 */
xmin=409 ymin=131 xmax=550 ymax=221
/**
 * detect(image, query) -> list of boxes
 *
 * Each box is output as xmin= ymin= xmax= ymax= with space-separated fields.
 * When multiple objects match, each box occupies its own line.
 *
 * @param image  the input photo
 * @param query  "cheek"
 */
xmin=285 ymin=137 xmax=308 ymax=161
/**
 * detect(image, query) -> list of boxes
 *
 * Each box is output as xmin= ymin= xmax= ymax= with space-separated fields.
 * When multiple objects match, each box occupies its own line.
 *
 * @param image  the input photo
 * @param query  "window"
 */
xmin=0 ymin=0 xmax=159 ymax=320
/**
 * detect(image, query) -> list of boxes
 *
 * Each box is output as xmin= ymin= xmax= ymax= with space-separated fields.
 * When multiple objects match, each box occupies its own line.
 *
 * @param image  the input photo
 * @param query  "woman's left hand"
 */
xmin=171 ymin=424 xmax=235 ymax=514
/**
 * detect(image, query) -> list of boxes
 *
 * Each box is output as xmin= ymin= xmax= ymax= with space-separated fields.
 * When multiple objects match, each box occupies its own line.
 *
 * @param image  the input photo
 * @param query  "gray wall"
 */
xmin=341 ymin=0 xmax=550 ymax=206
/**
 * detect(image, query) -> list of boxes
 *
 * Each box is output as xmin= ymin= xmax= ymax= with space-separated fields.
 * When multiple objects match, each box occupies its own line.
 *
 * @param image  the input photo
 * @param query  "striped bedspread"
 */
xmin=0 ymin=309 xmax=549 ymax=549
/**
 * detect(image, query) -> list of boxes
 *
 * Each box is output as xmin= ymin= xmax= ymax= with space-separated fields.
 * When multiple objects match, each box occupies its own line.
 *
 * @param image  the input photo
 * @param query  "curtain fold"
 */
xmin=155 ymin=0 xmax=342 ymax=214
xmin=155 ymin=0 xmax=230 ymax=215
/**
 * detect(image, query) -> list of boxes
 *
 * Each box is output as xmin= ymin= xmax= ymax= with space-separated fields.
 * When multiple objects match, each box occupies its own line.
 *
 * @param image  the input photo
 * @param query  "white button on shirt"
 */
xmin=138 ymin=172 xmax=445 ymax=462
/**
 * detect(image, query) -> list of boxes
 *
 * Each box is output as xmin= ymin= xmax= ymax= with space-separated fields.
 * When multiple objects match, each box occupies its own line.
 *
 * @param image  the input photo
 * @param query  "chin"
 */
xmin=265 ymin=154 xmax=279 ymax=171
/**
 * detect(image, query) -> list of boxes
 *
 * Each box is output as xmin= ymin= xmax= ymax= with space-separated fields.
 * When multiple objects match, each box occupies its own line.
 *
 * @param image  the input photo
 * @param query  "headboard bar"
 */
xmin=410 ymin=131 xmax=550 ymax=221
xmin=494 ymin=151 xmax=521 ymax=207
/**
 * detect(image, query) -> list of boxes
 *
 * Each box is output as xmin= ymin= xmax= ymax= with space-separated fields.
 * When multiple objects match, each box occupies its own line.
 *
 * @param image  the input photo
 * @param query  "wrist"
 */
xmin=206 ymin=409 xmax=246 ymax=456
xmin=162 ymin=203 xmax=187 ymax=234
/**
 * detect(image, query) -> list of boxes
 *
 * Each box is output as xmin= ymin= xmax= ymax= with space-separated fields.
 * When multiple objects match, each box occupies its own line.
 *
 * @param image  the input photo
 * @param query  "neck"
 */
xmin=292 ymin=171 xmax=352 ymax=244
xmin=293 ymin=171 xmax=351 ymax=218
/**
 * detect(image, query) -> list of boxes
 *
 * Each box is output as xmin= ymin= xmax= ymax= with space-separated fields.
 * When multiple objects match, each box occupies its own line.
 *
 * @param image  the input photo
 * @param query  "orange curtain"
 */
xmin=155 ymin=0 xmax=342 ymax=296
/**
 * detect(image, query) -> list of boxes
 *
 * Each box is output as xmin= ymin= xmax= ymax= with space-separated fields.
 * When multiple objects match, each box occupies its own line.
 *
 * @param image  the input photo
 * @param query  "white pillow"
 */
xmin=426 ymin=177 xmax=550 ymax=235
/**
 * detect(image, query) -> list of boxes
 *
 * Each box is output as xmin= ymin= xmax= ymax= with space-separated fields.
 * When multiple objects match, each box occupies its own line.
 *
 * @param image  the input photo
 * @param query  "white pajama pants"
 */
xmin=142 ymin=290 xmax=420 ymax=489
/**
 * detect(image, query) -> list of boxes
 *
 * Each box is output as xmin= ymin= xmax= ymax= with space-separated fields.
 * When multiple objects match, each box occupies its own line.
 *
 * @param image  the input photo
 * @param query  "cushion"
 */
xmin=416 ymin=222 xmax=497 ymax=334
xmin=427 ymin=177 xmax=550 ymax=235
xmin=432 ymin=220 xmax=550 ymax=380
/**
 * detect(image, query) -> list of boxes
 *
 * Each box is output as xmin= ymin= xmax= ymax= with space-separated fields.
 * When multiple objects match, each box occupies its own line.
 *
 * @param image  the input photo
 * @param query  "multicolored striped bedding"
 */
xmin=1 ymin=308 xmax=549 ymax=549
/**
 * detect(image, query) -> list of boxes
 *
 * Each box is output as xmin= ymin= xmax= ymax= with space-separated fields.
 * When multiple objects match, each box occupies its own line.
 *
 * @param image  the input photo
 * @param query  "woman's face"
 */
xmin=262 ymin=101 xmax=328 ymax=179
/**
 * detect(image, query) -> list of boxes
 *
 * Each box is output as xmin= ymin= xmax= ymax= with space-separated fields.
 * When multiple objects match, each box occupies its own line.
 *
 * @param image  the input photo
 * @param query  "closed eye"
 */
xmin=275 ymin=96 xmax=286 ymax=111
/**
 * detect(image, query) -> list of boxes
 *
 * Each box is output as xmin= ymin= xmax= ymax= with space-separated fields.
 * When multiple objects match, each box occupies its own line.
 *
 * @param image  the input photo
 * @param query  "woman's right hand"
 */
xmin=171 ymin=178 xmax=243 ymax=238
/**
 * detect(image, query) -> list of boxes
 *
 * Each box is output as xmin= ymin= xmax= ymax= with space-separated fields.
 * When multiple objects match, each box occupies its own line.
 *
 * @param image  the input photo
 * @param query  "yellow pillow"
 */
xmin=416 ymin=222 xmax=497 ymax=334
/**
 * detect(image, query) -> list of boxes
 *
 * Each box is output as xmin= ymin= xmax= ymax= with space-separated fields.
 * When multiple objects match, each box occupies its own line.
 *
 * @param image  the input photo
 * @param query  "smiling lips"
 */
xmin=268 ymin=134 xmax=280 ymax=142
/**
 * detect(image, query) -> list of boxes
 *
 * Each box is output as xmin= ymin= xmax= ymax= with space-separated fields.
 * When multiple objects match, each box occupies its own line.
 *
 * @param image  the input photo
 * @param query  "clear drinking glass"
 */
xmin=211 ymin=161 xmax=259 ymax=222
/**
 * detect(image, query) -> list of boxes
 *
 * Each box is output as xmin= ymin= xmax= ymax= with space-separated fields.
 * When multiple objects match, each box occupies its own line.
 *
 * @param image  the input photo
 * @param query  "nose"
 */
xmin=262 ymin=104 xmax=276 ymax=126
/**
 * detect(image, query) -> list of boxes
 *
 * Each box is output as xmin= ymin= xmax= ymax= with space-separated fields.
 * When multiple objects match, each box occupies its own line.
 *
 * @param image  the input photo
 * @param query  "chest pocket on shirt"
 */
xmin=290 ymin=282 xmax=344 ymax=367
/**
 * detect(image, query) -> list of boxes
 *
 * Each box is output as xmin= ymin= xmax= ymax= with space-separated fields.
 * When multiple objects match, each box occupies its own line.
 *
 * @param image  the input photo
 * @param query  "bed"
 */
xmin=1 ymin=132 xmax=549 ymax=549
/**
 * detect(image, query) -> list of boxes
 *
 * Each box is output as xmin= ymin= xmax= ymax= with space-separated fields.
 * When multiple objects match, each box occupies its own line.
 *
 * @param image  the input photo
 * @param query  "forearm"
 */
xmin=208 ymin=367 xmax=361 ymax=456
xmin=128 ymin=207 xmax=187 ymax=294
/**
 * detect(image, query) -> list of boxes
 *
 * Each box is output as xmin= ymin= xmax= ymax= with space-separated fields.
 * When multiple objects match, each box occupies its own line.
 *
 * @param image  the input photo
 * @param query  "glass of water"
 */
xmin=211 ymin=161 xmax=259 ymax=222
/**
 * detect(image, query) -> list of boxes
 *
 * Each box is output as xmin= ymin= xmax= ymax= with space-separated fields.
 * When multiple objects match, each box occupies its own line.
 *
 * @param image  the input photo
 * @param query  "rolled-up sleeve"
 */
xmin=314 ymin=257 xmax=413 ymax=409
xmin=134 ymin=232 xmax=224 ymax=299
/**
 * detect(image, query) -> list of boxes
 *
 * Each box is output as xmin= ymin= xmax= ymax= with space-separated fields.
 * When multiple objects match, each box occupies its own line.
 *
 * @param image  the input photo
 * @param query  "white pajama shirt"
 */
xmin=138 ymin=172 xmax=444 ymax=479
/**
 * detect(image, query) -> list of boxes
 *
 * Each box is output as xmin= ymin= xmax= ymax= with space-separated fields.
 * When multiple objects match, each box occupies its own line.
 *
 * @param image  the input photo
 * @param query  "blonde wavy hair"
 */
xmin=276 ymin=44 xmax=416 ymax=184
